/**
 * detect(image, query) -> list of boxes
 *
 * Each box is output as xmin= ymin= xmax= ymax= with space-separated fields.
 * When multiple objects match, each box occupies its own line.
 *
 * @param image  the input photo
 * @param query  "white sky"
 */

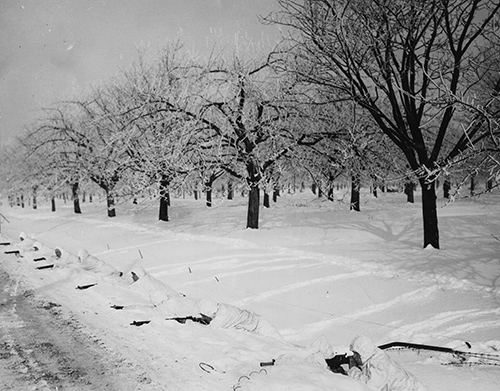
xmin=0 ymin=0 xmax=281 ymax=145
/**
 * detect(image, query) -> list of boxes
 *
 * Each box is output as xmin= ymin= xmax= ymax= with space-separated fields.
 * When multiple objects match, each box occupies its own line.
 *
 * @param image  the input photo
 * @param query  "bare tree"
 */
xmin=269 ymin=0 xmax=500 ymax=248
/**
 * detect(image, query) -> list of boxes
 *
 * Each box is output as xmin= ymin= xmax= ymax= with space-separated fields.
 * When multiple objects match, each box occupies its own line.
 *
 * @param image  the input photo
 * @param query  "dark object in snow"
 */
xmin=33 ymin=257 xmax=46 ymax=262
xmin=131 ymin=271 xmax=139 ymax=282
xmin=36 ymin=264 xmax=54 ymax=270
xmin=0 ymin=242 xmax=11 ymax=246
xmin=379 ymin=341 xmax=464 ymax=354
xmin=325 ymin=354 xmax=351 ymax=375
xmin=465 ymin=341 xmax=472 ymax=349
xmin=110 ymin=305 xmax=124 ymax=310
xmin=199 ymin=362 xmax=215 ymax=373
xmin=198 ymin=362 xmax=226 ymax=374
xmin=259 ymin=359 xmax=275 ymax=367
xmin=5 ymin=250 xmax=20 ymax=255
xmin=76 ymin=283 xmax=98 ymax=290
xmin=378 ymin=341 xmax=500 ymax=366
xmin=130 ymin=320 xmax=150 ymax=326
xmin=167 ymin=313 xmax=212 ymax=325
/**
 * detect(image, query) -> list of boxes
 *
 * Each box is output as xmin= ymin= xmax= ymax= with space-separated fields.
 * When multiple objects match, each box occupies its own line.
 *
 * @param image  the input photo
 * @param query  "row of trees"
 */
xmin=1 ymin=0 xmax=499 ymax=250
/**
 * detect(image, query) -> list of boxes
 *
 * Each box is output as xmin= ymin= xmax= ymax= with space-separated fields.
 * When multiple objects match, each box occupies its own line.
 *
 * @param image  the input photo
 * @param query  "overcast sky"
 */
xmin=0 ymin=0 xmax=281 ymax=145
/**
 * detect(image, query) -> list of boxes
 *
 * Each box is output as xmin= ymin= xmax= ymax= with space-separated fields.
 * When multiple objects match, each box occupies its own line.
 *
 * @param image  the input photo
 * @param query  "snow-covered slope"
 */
xmin=1 ymin=190 xmax=499 ymax=390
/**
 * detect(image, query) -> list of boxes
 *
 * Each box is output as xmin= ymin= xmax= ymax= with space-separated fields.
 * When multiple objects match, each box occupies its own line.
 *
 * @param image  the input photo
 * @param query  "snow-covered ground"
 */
xmin=1 ymin=189 xmax=499 ymax=390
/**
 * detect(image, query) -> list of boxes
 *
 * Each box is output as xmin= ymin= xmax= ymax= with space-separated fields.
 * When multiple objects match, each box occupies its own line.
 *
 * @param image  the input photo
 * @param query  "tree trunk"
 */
xmin=106 ymin=190 xmax=116 ymax=218
xmin=227 ymin=181 xmax=234 ymax=200
xmin=443 ymin=179 xmax=451 ymax=199
xmin=206 ymin=188 xmax=212 ymax=207
xmin=404 ymin=182 xmax=414 ymax=203
xmin=193 ymin=190 xmax=198 ymax=200
xmin=263 ymin=192 xmax=270 ymax=208
xmin=350 ymin=174 xmax=360 ymax=211
xmin=159 ymin=176 xmax=169 ymax=221
xmin=246 ymin=162 xmax=260 ymax=229
xmin=51 ymin=197 xmax=56 ymax=212
xmin=327 ymin=187 xmax=334 ymax=201
xmin=72 ymin=182 xmax=82 ymax=214
xmin=420 ymin=180 xmax=439 ymax=249
xmin=272 ymin=186 xmax=280 ymax=202
xmin=247 ymin=185 xmax=260 ymax=228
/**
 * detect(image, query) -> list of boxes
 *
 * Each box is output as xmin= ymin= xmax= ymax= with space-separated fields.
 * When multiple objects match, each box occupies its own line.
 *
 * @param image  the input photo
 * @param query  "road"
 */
xmin=0 ymin=266 xmax=153 ymax=391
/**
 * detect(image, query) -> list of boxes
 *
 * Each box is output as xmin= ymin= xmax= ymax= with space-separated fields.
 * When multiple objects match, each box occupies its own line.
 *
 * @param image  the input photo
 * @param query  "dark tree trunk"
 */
xmin=205 ymin=175 xmax=216 ymax=207
xmin=470 ymin=175 xmax=475 ymax=196
xmin=443 ymin=179 xmax=451 ymax=199
xmin=404 ymin=182 xmax=415 ymax=203
xmin=206 ymin=188 xmax=212 ymax=207
xmin=51 ymin=197 xmax=56 ymax=212
xmin=72 ymin=182 xmax=82 ymax=214
xmin=159 ymin=176 xmax=170 ymax=221
xmin=227 ymin=181 xmax=234 ymax=200
xmin=106 ymin=191 xmax=116 ymax=218
xmin=327 ymin=187 xmax=334 ymax=201
xmin=420 ymin=180 xmax=439 ymax=249
xmin=272 ymin=187 xmax=280 ymax=202
xmin=247 ymin=185 xmax=260 ymax=228
xmin=350 ymin=174 xmax=360 ymax=211
xmin=246 ymin=162 xmax=260 ymax=229
xmin=263 ymin=192 xmax=270 ymax=208
xmin=193 ymin=190 xmax=198 ymax=200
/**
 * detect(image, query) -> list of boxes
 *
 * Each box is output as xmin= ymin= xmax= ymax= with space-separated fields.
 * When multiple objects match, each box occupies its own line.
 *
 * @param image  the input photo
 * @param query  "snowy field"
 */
xmin=1 ymin=189 xmax=500 ymax=390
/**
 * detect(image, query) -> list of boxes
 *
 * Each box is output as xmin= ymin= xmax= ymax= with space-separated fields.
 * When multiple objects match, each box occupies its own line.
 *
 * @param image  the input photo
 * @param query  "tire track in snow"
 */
xmin=234 ymin=270 xmax=370 ymax=306
xmin=282 ymin=285 xmax=439 ymax=338
xmin=155 ymin=254 xmax=325 ymax=277
xmin=181 ymin=262 xmax=321 ymax=285
xmin=388 ymin=308 xmax=500 ymax=340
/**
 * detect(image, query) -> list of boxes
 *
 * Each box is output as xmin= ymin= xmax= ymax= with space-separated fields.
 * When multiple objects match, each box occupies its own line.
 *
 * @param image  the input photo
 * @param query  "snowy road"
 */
xmin=0 ymin=265 xmax=154 ymax=391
